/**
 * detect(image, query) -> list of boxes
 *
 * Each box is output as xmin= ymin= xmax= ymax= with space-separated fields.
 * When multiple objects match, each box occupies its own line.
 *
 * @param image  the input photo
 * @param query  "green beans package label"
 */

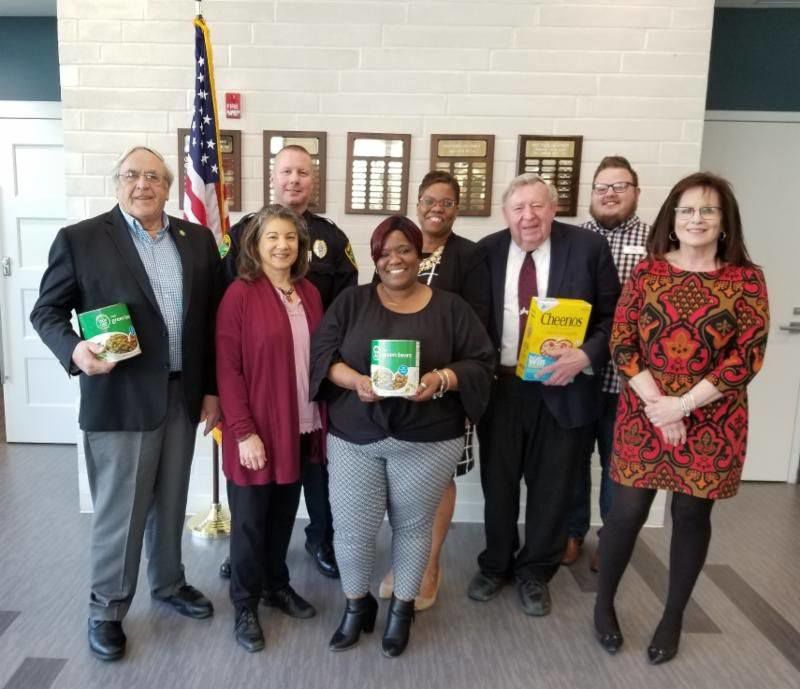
xmin=370 ymin=339 xmax=420 ymax=397
xmin=77 ymin=303 xmax=141 ymax=362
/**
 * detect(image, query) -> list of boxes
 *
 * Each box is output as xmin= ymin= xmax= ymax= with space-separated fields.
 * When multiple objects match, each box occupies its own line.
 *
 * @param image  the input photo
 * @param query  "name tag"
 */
xmin=622 ymin=244 xmax=645 ymax=255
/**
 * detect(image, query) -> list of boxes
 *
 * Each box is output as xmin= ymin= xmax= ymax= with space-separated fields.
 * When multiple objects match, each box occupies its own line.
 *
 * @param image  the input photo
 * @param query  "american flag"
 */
xmin=183 ymin=15 xmax=229 ymax=249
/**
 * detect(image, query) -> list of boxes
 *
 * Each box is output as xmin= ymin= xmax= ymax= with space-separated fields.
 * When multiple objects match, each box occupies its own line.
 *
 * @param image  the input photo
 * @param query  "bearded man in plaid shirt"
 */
xmin=561 ymin=156 xmax=651 ymax=572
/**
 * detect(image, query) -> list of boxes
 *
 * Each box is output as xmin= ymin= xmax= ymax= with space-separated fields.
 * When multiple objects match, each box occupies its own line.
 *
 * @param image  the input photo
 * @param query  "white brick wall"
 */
xmin=59 ymin=0 xmax=710 ymax=525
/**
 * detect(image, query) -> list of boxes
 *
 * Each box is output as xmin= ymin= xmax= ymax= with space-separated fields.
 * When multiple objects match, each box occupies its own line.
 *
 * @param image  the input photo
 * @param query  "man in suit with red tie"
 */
xmin=467 ymin=173 xmax=620 ymax=616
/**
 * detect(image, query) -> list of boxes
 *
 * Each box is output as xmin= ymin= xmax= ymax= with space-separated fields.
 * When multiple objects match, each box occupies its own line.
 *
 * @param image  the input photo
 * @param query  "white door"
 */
xmin=0 ymin=106 xmax=77 ymax=443
xmin=701 ymin=114 xmax=800 ymax=482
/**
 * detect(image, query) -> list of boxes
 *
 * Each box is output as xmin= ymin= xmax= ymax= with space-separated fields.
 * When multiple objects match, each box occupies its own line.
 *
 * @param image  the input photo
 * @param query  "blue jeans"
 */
xmin=566 ymin=392 xmax=618 ymax=540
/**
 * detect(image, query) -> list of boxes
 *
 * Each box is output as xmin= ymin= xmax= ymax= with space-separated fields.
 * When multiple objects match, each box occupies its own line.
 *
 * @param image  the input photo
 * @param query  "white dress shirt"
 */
xmin=500 ymin=237 xmax=551 ymax=366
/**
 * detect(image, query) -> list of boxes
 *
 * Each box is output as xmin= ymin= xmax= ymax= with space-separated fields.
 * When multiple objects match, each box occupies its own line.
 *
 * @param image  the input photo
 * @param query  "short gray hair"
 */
xmin=111 ymin=145 xmax=174 ymax=189
xmin=501 ymin=173 xmax=558 ymax=206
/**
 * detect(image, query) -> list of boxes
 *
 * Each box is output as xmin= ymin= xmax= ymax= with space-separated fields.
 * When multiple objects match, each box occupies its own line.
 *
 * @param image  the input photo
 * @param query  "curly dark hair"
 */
xmin=237 ymin=204 xmax=310 ymax=282
xmin=647 ymin=171 xmax=754 ymax=267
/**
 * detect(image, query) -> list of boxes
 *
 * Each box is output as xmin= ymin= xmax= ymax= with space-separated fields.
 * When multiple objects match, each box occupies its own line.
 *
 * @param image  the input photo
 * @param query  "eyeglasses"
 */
xmin=591 ymin=182 xmax=635 ymax=194
xmin=117 ymin=170 xmax=166 ymax=185
xmin=674 ymin=206 xmax=721 ymax=220
xmin=419 ymin=196 xmax=456 ymax=209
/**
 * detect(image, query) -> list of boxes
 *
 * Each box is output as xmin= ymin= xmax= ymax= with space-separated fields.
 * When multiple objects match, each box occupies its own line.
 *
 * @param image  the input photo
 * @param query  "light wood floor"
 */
xmin=0 ymin=441 xmax=798 ymax=689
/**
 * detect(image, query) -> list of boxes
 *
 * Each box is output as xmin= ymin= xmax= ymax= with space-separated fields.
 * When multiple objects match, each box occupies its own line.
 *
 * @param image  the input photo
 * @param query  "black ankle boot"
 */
xmin=382 ymin=595 xmax=414 ymax=658
xmin=329 ymin=593 xmax=378 ymax=652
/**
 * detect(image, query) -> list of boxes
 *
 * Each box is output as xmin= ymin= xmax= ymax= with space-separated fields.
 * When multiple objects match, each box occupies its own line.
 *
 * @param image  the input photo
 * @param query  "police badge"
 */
xmin=313 ymin=239 xmax=328 ymax=259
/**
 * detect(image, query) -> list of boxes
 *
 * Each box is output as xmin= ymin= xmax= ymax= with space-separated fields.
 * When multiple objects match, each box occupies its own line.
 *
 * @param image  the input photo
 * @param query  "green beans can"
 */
xmin=77 ymin=303 xmax=141 ymax=362
xmin=370 ymin=339 xmax=420 ymax=397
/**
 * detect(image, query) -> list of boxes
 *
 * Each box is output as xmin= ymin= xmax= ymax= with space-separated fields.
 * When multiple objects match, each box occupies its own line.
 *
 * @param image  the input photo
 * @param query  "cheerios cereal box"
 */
xmin=516 ymin=298 xmax=592 ymax=382
xmin=371 ymin=339 xmax=420 ymax=396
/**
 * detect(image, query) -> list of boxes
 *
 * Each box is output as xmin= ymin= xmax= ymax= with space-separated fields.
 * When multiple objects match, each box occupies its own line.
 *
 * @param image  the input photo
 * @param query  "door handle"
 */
xmin=779 ymin=322 xmax=800 ymax=333
xmin=1 ymin=257 xmax=10 ymax=277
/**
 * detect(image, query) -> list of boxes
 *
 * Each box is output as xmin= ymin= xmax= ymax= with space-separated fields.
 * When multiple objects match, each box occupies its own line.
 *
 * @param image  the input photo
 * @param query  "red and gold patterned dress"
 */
xmin=610 ymin=257 xmax=769 ymax=499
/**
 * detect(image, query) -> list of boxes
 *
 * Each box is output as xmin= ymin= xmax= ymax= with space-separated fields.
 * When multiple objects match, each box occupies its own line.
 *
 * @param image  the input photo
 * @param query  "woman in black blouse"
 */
xmin=377 ymin=171 xmax=490 ymax=610
xmin=311 ymin=215 xmax=494 ymax=657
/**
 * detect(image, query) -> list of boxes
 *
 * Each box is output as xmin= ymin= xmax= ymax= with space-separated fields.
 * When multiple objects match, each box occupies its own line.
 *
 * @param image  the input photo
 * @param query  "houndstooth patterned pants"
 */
xmin=327 ymin=434 xmax=462 ymax=600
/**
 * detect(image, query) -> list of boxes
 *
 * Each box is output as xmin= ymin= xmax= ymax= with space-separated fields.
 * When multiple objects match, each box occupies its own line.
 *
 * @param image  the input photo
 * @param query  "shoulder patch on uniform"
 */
xmin=219 ymin=233 xmax=231 ymax=259
xmin=344 ymin=242 xmax=358 ymax=269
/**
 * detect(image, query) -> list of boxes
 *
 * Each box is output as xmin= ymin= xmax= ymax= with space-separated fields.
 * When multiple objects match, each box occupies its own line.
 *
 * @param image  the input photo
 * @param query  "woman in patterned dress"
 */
xmin=378 ymin=171 xmax=491 ymax=610
xmin=593 ymin=172 xmax=769 ymax=664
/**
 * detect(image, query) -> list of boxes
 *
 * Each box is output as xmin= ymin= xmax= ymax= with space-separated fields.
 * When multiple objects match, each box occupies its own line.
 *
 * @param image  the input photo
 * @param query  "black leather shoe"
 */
xmin=516 ymin=577 xmax=551 ymax=616
xmin=329 ymin=593 xmax=378 ymax=652
xmin=382 ymin=595 xmax=414 ymax=658
xmin=219 ymin=556 xmax=231 ymax=579
xmin=234 ymin=607 xmax=265 ymax=653
xmin=262 ymin=586 xmax=316 ymax=619
xmin=155 ymin=584 xmax=214 ymax=619
xmin=305 ymin=540 xmax=340 ymax=579
xmin=647 ymin=644 xmax=678 ymax=665
xmin=467 ymin=571 xmax=506 ymax=602
xmin=88 ymin=619 xmax=126 ymax=661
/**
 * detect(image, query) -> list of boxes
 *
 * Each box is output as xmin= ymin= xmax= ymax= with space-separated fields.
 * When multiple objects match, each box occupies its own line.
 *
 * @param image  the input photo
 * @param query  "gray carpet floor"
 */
xmin=0 ymin=441 xmax=798 ymax=689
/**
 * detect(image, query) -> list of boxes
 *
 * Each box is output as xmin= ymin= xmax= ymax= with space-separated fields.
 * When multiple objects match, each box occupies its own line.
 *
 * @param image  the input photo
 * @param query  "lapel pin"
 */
xmin=179 ymin=229 xmax=186 ymax=236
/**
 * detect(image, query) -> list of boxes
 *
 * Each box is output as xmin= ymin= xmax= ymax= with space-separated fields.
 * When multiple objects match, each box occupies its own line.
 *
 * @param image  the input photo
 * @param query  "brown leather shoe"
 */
xmin=561 ymin=536 xmax=583 ymax=566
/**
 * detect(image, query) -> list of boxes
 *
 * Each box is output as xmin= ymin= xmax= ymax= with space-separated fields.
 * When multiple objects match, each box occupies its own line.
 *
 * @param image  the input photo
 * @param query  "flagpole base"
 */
xmin=187 ymin=503 xmax=231 ymax=540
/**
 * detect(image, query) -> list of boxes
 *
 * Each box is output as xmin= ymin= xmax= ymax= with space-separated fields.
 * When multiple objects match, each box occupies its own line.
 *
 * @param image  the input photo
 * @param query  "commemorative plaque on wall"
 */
xmin=177 ymin=128 xmax=241 ymax=212
xmin=430 ymin=134 xmax=494 ymax=217
xmin=263 ymin=130 xmax=327 ymax=213
xmin=345 ymin=132 xmax=411 ymax=215
xmin=517 ymin=135 xmax=583 ymax=216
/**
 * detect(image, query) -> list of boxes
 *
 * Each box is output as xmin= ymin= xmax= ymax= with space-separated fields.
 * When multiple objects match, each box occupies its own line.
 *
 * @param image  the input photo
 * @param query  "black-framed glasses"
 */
xmin=591 ymin=182 xmax=635 ymax=194
xmin=674 ymin=206 xmax=722 ymax=220
xmin=418 ymin=196 xmax=456 ymax=209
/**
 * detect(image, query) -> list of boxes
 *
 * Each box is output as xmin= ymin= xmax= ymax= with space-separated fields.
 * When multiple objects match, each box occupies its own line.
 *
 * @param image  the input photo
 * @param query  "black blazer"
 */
xmin=477 ymin=221 xmax=621 ymax=429
xmin=30 ymin=206 xmax=222 ymax=431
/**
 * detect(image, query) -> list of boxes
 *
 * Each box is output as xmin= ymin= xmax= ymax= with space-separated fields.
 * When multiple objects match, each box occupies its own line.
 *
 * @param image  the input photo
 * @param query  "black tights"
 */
xmin=595 ymin=485 xmax=714 ymax=650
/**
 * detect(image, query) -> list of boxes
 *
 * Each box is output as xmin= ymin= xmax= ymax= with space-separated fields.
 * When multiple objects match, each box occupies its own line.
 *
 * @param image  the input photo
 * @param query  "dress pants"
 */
xmin=83 ymin=378 xmax=196 ymax=621
xmin=566 ymin=391 xmax=619 ymax=539
xmin=478 ymin=375 xmax=592 ymax=583
xmin=227 ymin=435 xmax=307 ymax=611
xmin=302 ymin=461 xmax=334 ymax=548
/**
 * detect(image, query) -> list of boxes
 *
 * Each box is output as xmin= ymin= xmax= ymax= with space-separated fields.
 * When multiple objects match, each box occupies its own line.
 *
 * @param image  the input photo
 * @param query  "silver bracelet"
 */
xmin=431 ymin=369 xmax=447 ymax=399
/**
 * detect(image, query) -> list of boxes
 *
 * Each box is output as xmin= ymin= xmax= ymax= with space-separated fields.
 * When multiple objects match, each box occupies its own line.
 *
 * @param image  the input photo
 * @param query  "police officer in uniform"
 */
xmin=219 ymin=144 xmax=358 ymax=587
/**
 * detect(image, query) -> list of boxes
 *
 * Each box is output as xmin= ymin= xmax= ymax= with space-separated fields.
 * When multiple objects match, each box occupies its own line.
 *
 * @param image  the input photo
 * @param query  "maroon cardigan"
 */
xmin=216 ymin=276 xmax=326 ymax=487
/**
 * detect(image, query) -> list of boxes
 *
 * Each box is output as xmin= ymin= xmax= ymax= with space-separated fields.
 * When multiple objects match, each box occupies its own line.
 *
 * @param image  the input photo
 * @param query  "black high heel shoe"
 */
xmin=382 ymin=595 xmax=415 ymax=658
xmin=593 ymin=604 xmax=624 ymax=655
xmin=647 ymin=618 xmax=680 ymax=665
xmin=329 ymin=593 xmax=378 ymax=652
xmin=647 ymin=644 xmax=678 ymax=665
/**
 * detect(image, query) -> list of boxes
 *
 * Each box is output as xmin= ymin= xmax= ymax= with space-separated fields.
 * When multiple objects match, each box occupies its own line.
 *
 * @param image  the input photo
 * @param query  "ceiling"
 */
xmin=0 ymin=0 xmax=798 ymax=17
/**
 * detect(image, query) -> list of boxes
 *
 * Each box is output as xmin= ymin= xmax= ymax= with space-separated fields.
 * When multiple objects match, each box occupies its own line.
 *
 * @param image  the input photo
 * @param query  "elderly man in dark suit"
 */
xmin=30 ymin=145 xmax=222 ymax=661
xmin=468 ymin=173 xmax=620 ymax=616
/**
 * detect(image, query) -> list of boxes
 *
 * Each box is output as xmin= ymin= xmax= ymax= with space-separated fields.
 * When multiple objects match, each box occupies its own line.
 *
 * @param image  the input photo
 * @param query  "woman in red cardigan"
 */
xmin=216 ymin=204 xmax=326 ymax=653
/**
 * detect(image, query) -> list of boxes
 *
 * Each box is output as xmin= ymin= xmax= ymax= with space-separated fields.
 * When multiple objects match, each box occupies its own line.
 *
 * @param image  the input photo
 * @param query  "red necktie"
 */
xmin=518 ymin=251 xmax=537 ymax=356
